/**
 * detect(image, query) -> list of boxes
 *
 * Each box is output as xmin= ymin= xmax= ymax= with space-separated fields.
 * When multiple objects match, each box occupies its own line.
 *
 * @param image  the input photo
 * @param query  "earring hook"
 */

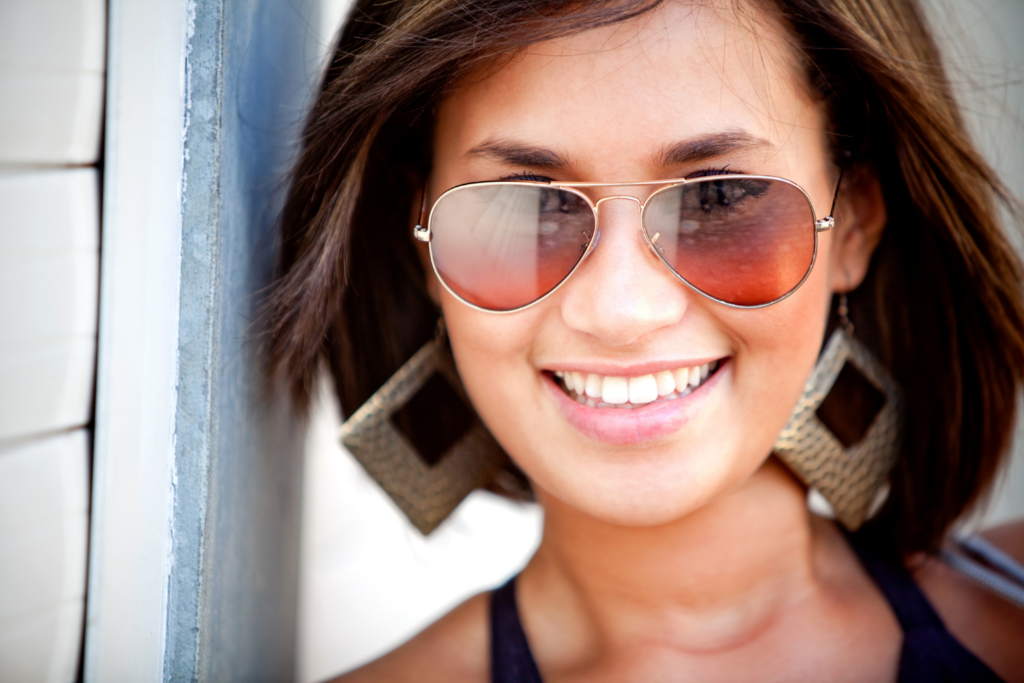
xmin=838 ymin=268 xmax=854 ymax=335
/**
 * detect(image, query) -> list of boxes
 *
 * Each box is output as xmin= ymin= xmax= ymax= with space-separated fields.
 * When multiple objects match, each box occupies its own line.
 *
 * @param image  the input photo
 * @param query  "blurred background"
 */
xmin=0 ymin=0 xmax=1020 ymax=681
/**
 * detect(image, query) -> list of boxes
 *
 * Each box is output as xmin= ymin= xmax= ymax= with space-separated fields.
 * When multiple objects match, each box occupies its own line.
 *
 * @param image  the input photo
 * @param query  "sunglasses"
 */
xmin=414 ymin=173 xmax=840 ymax=312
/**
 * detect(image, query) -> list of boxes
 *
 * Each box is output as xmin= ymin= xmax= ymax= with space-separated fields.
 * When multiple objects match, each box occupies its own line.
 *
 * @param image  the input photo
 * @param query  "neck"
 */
xmin=522 ymin=459 xmax=824 ymax=653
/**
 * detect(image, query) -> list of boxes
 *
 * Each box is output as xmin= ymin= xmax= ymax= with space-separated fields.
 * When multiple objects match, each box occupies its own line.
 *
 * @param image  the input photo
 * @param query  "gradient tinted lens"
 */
xmin=643 ymin=177 xmax=816 ymax=306
xmin=429 ymin=183 xmax=596 ymax=311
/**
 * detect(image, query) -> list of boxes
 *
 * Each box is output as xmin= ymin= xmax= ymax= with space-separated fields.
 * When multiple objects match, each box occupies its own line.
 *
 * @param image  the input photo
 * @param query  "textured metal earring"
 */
xmin=773 ymin=293 xmax=905 ymax=530
xmin=338 ymin=320 xmax=506 ymax=534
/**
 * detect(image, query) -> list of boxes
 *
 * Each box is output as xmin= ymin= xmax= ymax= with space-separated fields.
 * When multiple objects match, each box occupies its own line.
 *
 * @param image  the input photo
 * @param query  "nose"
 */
xmin=559 ymin=196 xmax=690 ymax=346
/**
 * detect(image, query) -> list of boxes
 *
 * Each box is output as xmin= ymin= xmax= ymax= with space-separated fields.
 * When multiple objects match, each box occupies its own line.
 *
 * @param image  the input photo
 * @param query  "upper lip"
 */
xmin=543 ymin=357 xmax=727 ymax=377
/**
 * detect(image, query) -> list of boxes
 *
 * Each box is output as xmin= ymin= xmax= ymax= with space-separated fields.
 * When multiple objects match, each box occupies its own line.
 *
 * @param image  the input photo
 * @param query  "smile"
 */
xmin=554 ymin=361 xmax=721 ymax=409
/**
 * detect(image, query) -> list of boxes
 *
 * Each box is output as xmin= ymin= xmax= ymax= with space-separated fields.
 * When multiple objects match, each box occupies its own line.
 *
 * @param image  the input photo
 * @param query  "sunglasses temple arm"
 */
xmin=829 ymin=167 xmax=844 ymax=218
xmin=413 ymin=180 xmax=431 ymax=242
xmin=417 ymin=181 xmax=429 ymax=227
xmin=813 ymin=167 xmax=844 ymax=232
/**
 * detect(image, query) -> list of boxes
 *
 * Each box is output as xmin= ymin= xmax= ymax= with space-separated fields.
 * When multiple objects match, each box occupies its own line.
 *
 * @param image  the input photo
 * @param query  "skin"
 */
xmin=338 ymin=2 xmax=1024 ymax=681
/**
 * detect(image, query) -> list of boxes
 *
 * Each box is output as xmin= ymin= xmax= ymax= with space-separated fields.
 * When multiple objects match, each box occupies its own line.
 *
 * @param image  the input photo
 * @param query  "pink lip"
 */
xmin=544 ymin=360 xmax=727 ymax=446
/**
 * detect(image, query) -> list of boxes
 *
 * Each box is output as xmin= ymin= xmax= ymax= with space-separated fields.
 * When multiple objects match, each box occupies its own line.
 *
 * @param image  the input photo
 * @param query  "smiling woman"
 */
xmin=264 ymin=0 xmax=1024 ymax=681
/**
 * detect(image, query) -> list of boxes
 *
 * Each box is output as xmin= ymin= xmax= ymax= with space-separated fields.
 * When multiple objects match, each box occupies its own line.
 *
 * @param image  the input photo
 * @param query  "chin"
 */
xmin=531 ymin=455 xmax=734 ymax=528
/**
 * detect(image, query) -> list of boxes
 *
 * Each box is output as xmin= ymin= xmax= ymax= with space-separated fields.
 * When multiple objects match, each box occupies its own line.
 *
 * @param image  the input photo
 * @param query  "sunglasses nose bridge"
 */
xmin=593 ymin=195 xmax=643 ymax=214
xmin=592 ymin=195 xmax=644 ymax=237
xmin=591 ymin=194 xmax=659 ymax=255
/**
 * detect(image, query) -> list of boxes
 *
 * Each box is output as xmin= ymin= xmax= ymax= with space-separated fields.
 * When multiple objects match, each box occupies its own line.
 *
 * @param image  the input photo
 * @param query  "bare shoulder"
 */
xmin=328 ymin=591 xmax=490 ymax=683
xmin=916 ymin=520 xmax=1024 ymax=683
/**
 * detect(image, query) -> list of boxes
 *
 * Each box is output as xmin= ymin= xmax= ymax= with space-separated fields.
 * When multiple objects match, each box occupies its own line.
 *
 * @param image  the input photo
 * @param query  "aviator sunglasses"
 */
xmin=414 ymin=173 xmax=841 ymax=312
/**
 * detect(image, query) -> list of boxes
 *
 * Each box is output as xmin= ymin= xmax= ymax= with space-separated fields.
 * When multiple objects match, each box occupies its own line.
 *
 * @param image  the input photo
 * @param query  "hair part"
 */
xmin=263 ymin=0 xmax=1024 ymax=557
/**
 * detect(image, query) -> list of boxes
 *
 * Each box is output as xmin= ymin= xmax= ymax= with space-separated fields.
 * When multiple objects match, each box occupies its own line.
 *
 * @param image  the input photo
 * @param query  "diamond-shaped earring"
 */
xmin=338 ymin=321 xmax=507 ymax=534
xmin=773 ymin=304 xmax=905 ymax=530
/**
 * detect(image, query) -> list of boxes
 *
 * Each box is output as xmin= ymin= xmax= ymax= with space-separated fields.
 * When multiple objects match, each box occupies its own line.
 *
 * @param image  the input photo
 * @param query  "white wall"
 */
xmin=0 ymin=2 xmax=105 ymax=680
xmin=926 ymin=0 xmax=1024 ymax=528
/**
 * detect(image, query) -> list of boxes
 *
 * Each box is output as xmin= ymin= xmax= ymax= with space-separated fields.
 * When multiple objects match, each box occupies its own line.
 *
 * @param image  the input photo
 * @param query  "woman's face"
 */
xmin=428 ymin=2 xmax=873 ymax=526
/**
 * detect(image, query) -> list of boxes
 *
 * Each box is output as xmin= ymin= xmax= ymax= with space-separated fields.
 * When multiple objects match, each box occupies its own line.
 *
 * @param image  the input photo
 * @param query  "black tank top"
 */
xmin=490 ymin=533 xmax=1005 ymax=682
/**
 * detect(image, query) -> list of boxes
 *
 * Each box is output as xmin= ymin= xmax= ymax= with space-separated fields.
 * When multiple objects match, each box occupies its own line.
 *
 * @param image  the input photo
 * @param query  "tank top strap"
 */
xmin=845 ymin=531 xmax=946 ymax=633
xmin=846 ymin=530 xmax=1005 ymax=682
xmin=490 ymin=576 xmax=544 ymax=683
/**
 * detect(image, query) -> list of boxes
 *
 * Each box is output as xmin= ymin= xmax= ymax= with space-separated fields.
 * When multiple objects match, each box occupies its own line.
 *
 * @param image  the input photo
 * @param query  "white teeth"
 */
xmin=601 ymin=376 xmax=629 ymax=404
xmin=628 ymin=374 xmax=659 ymax=404
xmin=655 ymin=370 xmax=675 ymax=396
xmin=557 ymin=360 xmax=721 ymax=407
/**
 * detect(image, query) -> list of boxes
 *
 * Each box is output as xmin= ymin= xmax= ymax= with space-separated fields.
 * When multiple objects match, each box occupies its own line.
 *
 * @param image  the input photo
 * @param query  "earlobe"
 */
xmin=829 ymin=167 xmax=888 ymax=292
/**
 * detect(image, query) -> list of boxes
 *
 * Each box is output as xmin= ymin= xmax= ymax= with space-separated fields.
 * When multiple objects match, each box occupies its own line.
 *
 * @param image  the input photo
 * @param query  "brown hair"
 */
xmin=263 ymin=0 xmax=1024 ymax=557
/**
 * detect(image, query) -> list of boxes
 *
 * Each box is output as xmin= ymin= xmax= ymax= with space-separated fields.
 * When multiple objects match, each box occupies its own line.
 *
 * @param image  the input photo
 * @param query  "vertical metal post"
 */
xmin=166 ymin=1 xmax=313 ymax=680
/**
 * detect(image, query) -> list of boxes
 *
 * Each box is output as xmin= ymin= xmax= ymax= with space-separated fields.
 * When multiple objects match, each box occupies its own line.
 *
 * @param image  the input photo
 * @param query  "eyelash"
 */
xmin=500 ymin=171 xmax=551 ymax=182
xmin=687 ymin=165 xmax=734 ymax=178
xmin=497 ymin=167 xmax=738 ymax=182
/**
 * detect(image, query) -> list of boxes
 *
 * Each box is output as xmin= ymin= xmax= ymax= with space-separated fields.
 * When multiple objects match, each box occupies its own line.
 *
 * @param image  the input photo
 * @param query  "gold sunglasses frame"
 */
xmin=414 ymin=173 xmax=840 ymax=313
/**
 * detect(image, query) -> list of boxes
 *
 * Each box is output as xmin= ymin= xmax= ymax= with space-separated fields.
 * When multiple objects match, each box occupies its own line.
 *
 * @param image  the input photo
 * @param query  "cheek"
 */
xmin=440 ymin=292 xmax=542 ymax=417
xmin=724 ymin=249 xmax=834 ymax=447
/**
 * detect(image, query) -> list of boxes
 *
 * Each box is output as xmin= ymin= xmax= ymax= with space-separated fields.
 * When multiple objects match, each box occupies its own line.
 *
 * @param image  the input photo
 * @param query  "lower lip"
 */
xmin=544 ymin=362 xmax=726 ymax=446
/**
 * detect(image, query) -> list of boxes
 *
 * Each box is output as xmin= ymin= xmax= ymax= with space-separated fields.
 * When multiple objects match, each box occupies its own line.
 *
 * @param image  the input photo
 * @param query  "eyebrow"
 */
xmin=657 ymin=131 xmax=773 ymax=167
xmin=464 ymin=140 xmax=568 ymax=169
xmin=464 ymin=130 xmax=772 ymax=173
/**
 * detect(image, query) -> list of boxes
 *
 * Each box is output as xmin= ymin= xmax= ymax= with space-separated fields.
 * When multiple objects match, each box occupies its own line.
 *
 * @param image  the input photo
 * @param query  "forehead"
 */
xmin=434 ymin=1 xmax=825 ymax=180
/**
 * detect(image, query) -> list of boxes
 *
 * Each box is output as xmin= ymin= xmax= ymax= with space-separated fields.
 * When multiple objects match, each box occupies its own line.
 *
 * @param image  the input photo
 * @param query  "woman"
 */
xmin=265 ymin=0 xmax=1024 ymax=680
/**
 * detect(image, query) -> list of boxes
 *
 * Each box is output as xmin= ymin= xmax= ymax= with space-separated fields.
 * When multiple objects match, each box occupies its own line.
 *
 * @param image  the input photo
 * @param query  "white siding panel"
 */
xmin=0 ymin=170 xmax=99 ymax=254
xmin=0 ymin=253 xmax=98 ymax=342
xmin=0 ymin=69 xmax=105 ymax=165
xmin=0 ymin=170 xmax=99 ymax=441
xmin=0 ymin=0 xmax=106 ymax=72
xmin=0 ymin=430 xmax=90 ymax=538
xmin=0 ymin=430 xmax=89 ymax=683
xmin=0 ymin=0 xmax=105 ymax=165
xmin=0 ymin=600 xmax=86 ymax=683
xmin=0 ymin=512 xmax=88 ymax=624
xmin=0 ymin=341 xmax=96 ymax=441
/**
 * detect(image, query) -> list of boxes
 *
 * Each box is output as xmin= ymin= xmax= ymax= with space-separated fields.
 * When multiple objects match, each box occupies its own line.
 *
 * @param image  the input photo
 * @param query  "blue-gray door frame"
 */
xmin=166 ymin=1 xmax=316 ymax=679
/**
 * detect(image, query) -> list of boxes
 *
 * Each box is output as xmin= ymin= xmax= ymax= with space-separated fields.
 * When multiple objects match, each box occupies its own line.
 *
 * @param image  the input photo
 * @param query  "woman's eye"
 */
xmin=693 ymin=178 xmax=767 ymax=212
xmin=539 ymin=190 xmax=585 ymax=215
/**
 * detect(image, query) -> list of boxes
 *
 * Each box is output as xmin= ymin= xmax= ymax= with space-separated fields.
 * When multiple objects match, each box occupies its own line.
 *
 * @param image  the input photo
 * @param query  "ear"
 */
xmin=827 ymin=166 xmax=887 ymax=292
xmin=410 ymin=185 xmax=443 ymax=306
